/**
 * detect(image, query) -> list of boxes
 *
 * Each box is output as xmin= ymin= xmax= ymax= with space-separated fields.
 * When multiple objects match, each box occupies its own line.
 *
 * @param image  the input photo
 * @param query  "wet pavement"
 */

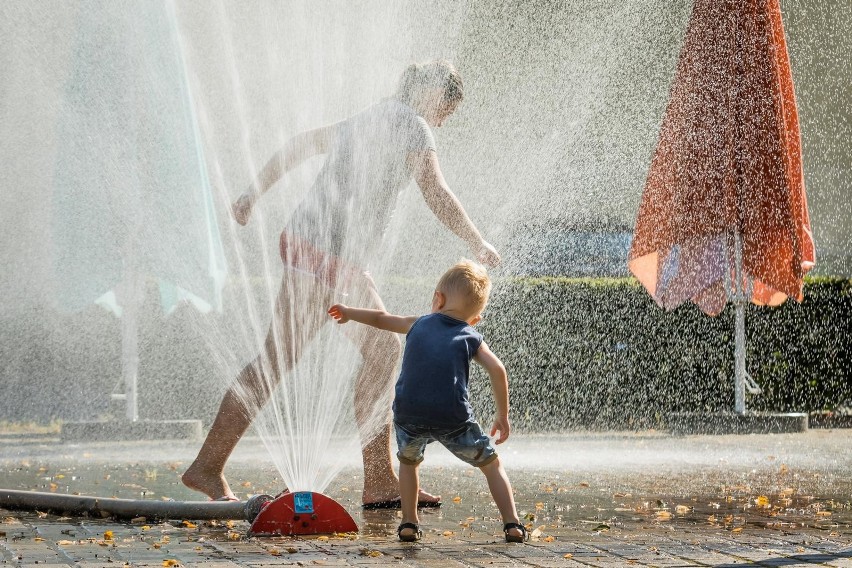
xmin=1 ymin=430 xmax=851 ymax=566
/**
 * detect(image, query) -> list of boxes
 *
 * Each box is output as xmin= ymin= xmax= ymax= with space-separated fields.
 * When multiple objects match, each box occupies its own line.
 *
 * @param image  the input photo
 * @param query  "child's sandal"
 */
xmin=503 ymin=522 xmax=528 ymax=543
xmin=397 ymin=522 xmax=422 ymax=542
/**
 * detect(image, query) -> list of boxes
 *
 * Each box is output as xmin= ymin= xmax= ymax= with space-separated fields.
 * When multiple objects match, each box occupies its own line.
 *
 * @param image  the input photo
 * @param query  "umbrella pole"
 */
xmin=733 ymin=231 xmax=746 ymax=414
xmin=116 ymin=268 xmax=143 ymax=422
xmin=734 ymin=300 xmax=747 ymax=414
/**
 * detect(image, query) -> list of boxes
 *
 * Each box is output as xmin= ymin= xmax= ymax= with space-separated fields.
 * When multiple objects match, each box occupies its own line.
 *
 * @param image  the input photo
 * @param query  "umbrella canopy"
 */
xmin=51 ymin=0 xmax=226 ymax=317
xmin=628 ymin=0 xmax=815 ymax=316
xmin=48 ymin=1 xmax=227 ymax=421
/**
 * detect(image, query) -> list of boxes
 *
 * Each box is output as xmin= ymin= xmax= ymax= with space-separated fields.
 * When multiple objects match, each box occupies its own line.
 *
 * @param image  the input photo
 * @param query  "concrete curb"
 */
xmin=665 ymin=412 xmax=808 ymax=435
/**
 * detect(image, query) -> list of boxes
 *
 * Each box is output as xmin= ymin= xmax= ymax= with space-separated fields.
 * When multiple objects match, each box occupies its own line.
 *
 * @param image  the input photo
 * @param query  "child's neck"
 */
xmin=437 ymin=308 xmax=474 ymax=325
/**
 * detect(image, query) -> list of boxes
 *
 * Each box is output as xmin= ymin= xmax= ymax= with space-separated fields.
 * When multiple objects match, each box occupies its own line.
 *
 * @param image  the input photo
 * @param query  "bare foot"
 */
xmin=506 ymin=526 xmax=524 ymax=540
xmin=416 ymin=488 xmax=441 ymax=505
xmin=362 ymin=486 xmax=441 ymax=506
xmin=181 ymin=460 xmax=236 ymax=501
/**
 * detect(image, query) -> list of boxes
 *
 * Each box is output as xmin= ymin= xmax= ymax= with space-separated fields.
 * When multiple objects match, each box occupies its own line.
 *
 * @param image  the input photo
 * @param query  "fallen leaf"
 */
xmin=162 ymin=560 xmax=179 ymax=567
xmin=755 ymin=496 xmax=770 ymax=507
xmin=104 ymin=531 xmax=114 ymax=540
xmin=675 ymin=505 xmax=690 ymax=515
xmin=655 ymin=511 xmax=672 ymax=521
xmin=452 ymin=496 xmax=462 ymax=503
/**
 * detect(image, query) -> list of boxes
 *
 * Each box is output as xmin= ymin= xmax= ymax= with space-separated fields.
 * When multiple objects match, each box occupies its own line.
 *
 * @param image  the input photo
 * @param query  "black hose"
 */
xmin=0 ymin=489 xmax=272 ymax=522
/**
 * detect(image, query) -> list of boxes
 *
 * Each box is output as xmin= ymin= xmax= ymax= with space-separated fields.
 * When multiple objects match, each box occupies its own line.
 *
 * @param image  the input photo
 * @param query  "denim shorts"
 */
xmin=394 ymin=420 xmax=498 ymax=467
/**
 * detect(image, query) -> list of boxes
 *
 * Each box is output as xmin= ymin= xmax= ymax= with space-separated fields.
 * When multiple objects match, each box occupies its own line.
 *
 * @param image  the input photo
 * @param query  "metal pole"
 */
xmin=121 ymin=272 xmax=140 ymax=422
xmin=734 ymin=300 xmax=747 ymax=414
xmin=733 ymin=231 xmax=746 ymax=414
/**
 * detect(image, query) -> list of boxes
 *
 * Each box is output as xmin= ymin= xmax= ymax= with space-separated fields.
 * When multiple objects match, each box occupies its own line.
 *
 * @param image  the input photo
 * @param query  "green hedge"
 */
xmin=2 ymin=278 xmax=848 ymax=431
xmin=470 ymin=277 xmax=852 ymax=431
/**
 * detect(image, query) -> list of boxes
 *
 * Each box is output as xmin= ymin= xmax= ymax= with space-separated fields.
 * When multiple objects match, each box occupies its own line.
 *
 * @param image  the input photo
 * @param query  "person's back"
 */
xmin=289 ymin=98 xmax=436 ymax=268
xmin=393 ymin=312 xmax=481 ymax=427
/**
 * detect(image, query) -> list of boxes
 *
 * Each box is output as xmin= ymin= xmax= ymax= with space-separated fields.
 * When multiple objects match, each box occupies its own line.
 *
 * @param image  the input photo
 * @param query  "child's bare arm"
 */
xmin=233 ymin=124 xmax=336 ymax=225
xmin=328 ymin=304 xmax=417 ymax=335
xmin=473 ymin=341 xmax=511 ymax=444
xmin=411 ymin=151 xmax=501 ymax=267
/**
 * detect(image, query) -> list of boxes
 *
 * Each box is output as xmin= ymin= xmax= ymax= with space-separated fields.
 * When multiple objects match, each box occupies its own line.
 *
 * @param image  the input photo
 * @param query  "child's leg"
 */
xmin=343 ymin=276 xmax=440 ymax=507
xmin=399 ymin=462 xmax=421 ymax=535
xmin=479 ymin=457 xmax=522 ymax=538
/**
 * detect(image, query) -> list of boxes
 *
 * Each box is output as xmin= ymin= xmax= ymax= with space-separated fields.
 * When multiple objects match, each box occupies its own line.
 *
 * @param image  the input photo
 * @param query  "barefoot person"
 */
xmin=328 ymin=260 xmax=526 ymax=542
xmin=182 ymin=60 xmax=500 ymax=506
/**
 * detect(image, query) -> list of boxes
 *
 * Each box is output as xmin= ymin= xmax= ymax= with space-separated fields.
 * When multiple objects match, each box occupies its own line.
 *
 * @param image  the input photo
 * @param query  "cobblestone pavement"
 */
xmin=2 ymin=508 xmax=851 ymax=567
xmin=2 ymin=431 xmax=851 ymax=566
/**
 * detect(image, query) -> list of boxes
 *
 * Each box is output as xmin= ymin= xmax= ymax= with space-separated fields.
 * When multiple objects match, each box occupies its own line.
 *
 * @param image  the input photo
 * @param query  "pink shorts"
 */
xmin=279 ymin=232 xmax=362 ymax=291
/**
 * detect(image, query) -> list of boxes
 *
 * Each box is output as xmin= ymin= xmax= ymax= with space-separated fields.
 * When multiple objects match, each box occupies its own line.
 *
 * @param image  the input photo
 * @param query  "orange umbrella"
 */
xmin=628 ymin=0 xmax=815 ymax=412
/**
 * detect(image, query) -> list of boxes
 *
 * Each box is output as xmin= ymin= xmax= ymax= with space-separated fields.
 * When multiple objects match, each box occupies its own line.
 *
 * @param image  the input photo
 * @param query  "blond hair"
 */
xmin=395 ymin=59 xmax=464 ymax=107
xmin=436 ymin=259 xmax=491 ymax=315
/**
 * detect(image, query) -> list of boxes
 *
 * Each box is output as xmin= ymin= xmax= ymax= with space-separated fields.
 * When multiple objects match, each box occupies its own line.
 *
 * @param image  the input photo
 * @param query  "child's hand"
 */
xmin=490 ymin=415 xmax=511 ymax=444
xmin=232 ymin=193 xmax=254 ymax=226
xmin=327 ymin=304 xmax=350 ymax=324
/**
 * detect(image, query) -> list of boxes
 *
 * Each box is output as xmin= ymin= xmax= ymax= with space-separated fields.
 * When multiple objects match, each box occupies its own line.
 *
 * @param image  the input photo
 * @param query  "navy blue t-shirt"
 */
xmin=393 ymin=313 xmax=483 ymax=427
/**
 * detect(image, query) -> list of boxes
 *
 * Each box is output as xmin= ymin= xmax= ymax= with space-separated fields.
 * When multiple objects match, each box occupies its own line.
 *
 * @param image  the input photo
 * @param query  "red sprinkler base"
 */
xmin=248 ymin=491 xmax=358 ymax=536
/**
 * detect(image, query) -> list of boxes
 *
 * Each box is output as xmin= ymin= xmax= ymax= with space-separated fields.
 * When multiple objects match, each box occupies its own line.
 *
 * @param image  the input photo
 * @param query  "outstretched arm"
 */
xmin=328 ymin=304 xmax=418 ymax=335
xmin=473 ymin=341 xmax=511 ymax=444
xmin=232 ymin=124 xmax=336 ymax=225
xmin=411 ymin=151 xmax=501 ymax=267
